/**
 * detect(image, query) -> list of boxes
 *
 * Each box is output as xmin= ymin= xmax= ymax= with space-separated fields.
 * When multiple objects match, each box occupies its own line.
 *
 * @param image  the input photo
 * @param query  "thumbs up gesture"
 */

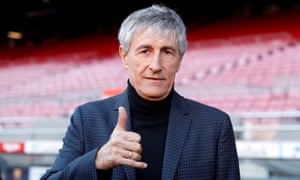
xmin=115 ymin=106 xmax=129 ymax=131
xmin=95 ymin=107 xmax=148 ymax=170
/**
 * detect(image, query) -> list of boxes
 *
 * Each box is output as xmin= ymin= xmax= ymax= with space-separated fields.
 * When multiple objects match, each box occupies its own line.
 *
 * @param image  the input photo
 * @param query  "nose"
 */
xmin=149 ymin=54 xmax=162 ymax=73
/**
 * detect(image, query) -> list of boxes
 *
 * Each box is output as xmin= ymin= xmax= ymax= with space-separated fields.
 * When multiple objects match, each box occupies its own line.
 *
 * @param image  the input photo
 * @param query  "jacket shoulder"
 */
xmin=181 ymin=95 xmax=230 ymax=119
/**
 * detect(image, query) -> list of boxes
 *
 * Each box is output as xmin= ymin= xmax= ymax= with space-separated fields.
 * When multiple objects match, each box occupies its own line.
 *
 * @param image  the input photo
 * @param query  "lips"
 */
xmin=144 ymin=77 xmax=164 ymax=81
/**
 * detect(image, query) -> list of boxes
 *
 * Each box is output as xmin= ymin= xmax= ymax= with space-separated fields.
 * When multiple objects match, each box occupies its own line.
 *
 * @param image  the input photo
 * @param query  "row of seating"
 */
xmin=1 ymin=93 xmax=299 ymax=118
xmin=0 ymin=33 xmax=299 ymax=117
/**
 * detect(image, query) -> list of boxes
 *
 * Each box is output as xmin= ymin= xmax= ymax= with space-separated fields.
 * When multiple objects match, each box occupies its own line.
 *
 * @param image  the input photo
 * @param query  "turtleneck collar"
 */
xmin=127 ymin=80 xmax=173 ymax=115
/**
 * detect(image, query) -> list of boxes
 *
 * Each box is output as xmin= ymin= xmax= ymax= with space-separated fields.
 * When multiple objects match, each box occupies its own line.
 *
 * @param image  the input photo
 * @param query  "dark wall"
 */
xmin=0 ymin=0 xmax=299 ymax=47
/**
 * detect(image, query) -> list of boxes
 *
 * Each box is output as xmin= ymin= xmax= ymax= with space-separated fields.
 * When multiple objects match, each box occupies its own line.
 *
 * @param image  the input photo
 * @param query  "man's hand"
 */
xmin=95 ymin=106 xmax=148 ymax=170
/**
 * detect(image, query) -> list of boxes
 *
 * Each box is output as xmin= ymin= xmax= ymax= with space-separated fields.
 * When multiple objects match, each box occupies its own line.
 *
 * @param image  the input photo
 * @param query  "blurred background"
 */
xmin=0 ymin=0 xmax=300 ymax=179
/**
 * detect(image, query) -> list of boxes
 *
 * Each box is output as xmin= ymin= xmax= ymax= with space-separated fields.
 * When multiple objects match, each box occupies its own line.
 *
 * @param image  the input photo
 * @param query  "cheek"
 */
xmin=174 ymin=63 xmax=181 ymax=72
xmin=128 ymin=62 xmax=143 ymax=77
xmin=131 ymin=60 xmax=147 ymax=72
xmin=168 ymin=63 xmax=181 ymax=74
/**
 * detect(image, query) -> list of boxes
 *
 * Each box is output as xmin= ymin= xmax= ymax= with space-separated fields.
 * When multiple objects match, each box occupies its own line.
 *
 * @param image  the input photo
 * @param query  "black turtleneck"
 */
xmin=128 ymin=81 xmax=172 ymax=180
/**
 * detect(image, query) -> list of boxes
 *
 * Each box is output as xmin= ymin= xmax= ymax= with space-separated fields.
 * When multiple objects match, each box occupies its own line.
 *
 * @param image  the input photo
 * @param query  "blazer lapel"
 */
xmin=162 ymin=93 xmax=191 ymax=179
xmin=114 ymin=90 xmax=191 ymax=180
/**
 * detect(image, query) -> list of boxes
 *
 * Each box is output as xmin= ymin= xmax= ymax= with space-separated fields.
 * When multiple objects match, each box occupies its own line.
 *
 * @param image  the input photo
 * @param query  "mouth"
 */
xmin=145 ymin=77 xmax=164 ymax=81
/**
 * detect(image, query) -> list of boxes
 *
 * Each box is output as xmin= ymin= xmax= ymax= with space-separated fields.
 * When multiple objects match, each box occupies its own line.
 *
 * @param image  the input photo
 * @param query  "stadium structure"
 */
xmin=0 ymin=1 xmax=300 ymax=179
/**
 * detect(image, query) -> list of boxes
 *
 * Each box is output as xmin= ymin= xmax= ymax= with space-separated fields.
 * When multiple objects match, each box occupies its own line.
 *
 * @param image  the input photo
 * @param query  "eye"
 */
xmin=164 ymin=49 xmax=175 ymax=57
xmin=136 ymin=46 xmax=147 ymax=53
xmin=137 ymin=48 xmax=151 ymax=56
xmin=165 ymin=50 xmax=172 ymax=55
xmin=141 ymin=49 xmax=149 ymax=54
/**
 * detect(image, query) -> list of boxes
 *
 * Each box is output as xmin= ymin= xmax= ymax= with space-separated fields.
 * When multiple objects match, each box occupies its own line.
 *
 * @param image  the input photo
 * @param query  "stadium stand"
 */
xmin=1 ymin=6 xmax=300 ymax=180
xmin=176 ymin=32 xmax=300 ymax=113
xmin=1 ymin=32 xmax=299 ymax=117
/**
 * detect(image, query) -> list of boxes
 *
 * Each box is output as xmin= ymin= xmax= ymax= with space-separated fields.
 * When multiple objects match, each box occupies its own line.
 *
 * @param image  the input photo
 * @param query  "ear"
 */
xmin=119 ymin=46 xmax=128 ymax=68
xmin=175 ymin=57 xmax=183 ymax=72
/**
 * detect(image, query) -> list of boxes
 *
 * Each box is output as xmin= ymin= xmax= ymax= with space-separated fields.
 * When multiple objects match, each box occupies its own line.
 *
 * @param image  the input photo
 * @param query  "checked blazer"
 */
xmin=41 ymin=88 xmax=240 ymax=180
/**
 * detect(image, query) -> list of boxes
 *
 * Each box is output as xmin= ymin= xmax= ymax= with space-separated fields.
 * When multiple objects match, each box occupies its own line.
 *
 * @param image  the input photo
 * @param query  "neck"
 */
xmin=127 ymin=81 xmax=173 ymax=115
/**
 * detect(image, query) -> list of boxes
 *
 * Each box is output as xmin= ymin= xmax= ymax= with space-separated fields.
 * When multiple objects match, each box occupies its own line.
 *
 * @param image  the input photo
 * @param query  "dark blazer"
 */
xmin=41 ymin=89 xmax=240 ymax=180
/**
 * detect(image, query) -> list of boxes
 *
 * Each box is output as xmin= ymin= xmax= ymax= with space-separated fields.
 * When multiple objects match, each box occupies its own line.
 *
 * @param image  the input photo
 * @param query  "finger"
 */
xmin=123 ymin=141 xmax=143 ymax=154
xmin=125 ymin=132 xmax=142 ymax=142
xmin=116 ymin=106 xmax=128 ymax=130
xmin=119 ymin=158 xmax=148 ymax=169
xmin=124 ymin=150 xmax=141 ymax=161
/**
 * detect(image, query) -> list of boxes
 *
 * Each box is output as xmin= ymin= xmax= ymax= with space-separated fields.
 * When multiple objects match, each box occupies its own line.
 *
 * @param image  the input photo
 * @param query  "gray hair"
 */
xmin=118 ymin=4 xmax=187 ymax=57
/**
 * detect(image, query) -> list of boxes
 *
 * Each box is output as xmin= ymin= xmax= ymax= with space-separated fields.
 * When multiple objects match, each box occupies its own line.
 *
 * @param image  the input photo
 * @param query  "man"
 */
xmin=41 ymin=4 xmax=240 ymax=180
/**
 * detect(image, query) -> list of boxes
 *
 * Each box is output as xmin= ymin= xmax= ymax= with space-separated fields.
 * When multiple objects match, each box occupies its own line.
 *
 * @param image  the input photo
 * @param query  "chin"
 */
xmin=144 ymin=91 xmax=167 ymax=100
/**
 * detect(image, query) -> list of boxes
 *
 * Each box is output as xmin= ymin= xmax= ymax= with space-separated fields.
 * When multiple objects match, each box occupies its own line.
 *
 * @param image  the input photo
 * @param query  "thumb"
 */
xmin=116 ymin=106 xmax=128 ymax=130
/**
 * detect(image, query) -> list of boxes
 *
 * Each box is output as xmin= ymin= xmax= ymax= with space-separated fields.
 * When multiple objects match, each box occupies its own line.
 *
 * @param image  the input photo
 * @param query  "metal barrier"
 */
xmin=1 ymin=111 xmax=300 ymax=179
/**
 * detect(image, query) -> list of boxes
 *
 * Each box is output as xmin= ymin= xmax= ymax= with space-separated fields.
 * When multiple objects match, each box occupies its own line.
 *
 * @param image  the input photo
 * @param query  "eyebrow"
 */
xmin=136 ymin=44 xmax=177 ymax=52
xmin=161 ymin=46 xmax=176 ymax=53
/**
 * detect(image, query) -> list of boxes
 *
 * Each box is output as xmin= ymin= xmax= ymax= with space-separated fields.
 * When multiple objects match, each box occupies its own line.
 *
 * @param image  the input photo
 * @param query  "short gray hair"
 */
xmin=118 ymin=4 xmax=187 ymax=57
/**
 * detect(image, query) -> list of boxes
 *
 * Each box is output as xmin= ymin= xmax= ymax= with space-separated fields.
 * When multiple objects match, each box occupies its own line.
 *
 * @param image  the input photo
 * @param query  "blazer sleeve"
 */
xmin=217 ymin=114 xmax=240 ymax=179
xmin=40 ymin=107 xmax=109 ymax=180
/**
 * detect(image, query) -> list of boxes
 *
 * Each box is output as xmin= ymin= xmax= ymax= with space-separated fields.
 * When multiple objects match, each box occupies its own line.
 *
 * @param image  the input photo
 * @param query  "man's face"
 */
xmin=119 ymin=28 xmax=182 ymax=101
